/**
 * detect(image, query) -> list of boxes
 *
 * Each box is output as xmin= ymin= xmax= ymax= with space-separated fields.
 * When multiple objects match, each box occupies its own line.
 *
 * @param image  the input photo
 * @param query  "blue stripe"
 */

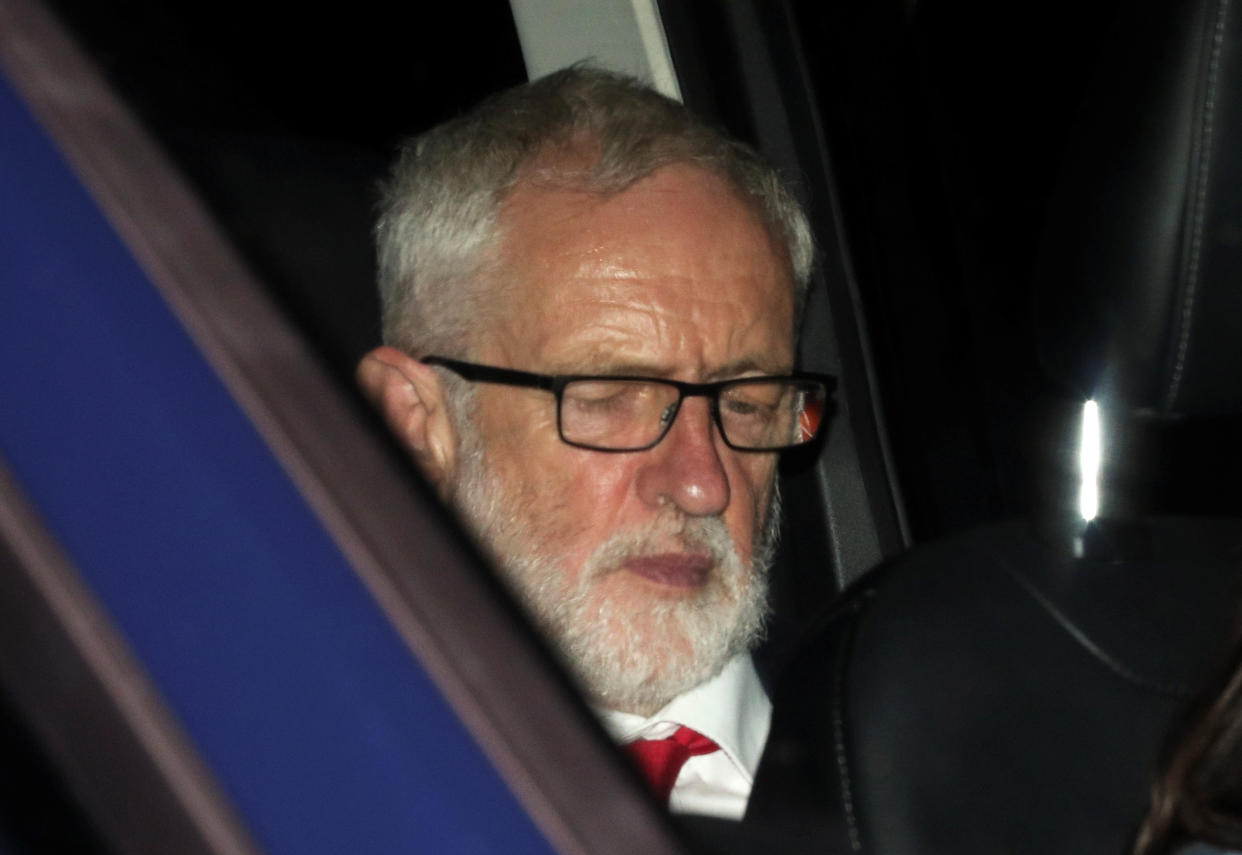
xmin=0 ymin=69 xmax=553 ymax=855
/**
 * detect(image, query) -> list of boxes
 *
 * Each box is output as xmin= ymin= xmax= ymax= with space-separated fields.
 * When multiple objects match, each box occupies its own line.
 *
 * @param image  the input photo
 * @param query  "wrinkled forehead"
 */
xmin=479 ymin=164 xmax=796 ymax=371
xmin=502 ymin=149 xmax=793 ymax=269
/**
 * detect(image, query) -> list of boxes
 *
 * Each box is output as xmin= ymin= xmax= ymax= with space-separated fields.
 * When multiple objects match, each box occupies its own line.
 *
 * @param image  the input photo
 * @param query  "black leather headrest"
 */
xmin=1035 ymin=0 xmax=1242 ymax=418
xmin=748 ymin=518 xmax=1242 ymax=854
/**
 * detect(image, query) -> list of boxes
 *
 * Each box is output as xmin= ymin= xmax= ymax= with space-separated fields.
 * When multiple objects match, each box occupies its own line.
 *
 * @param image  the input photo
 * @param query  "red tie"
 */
xmin=625 ymin=726 xmax=720 ymax=803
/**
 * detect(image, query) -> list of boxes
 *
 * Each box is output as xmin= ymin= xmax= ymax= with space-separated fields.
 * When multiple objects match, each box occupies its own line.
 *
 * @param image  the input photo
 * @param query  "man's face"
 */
xmin=451 ymin=164 xmax=796 ymax=715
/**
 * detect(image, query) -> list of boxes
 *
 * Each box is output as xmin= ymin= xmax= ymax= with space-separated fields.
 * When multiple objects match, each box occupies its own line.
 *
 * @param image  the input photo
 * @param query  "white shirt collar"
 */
xmin=595 ymin=654 xmax=771 ymax=782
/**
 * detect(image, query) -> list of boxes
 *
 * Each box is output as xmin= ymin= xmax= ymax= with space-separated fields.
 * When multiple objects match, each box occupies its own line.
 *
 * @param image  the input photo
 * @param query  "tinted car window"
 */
xmin=43 ymin=0 xmax=528 ymax=387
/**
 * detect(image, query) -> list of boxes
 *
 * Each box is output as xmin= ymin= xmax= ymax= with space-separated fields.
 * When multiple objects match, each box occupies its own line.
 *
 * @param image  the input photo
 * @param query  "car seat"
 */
xmin=745 ymin=0 xmax=1242 ymax=851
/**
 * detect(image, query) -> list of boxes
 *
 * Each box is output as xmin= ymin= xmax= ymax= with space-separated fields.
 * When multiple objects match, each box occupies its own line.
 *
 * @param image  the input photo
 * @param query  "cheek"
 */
xmin=492 ymin=440 xmax=636 ymax=568
xmin=725 ymin=456 xmax=777 ymax=557
xmin=546 ymin=458 xmax=636 ymax=559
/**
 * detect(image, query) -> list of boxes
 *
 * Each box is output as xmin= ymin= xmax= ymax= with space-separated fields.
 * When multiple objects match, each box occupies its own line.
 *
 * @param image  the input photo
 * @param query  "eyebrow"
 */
xmin=702 ymin=358 xmax=794 ymax=381
xmin=542 ymin=356 xmax=795 ymax=380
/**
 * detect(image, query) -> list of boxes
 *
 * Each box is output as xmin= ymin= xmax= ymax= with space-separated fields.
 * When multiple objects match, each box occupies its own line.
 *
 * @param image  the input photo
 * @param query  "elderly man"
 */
xmin=358 ymin=67 xmax=830 ymax=820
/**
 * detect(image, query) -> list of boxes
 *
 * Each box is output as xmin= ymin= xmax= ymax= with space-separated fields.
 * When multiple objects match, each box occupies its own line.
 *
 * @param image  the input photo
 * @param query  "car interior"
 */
xmin=742 ymin=2 xmax=1242 ymax=853
xmin=1 ymin=0 xmax=1240 ymax=852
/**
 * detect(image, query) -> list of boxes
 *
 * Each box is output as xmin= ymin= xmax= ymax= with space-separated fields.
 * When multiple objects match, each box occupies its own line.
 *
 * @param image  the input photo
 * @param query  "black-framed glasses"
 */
xmin=423 ymin=356 xmax=835 ymax=452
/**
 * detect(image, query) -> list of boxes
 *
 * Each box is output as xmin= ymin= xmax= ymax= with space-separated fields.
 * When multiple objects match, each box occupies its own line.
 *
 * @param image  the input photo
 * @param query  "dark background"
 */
xmin=47 ymin=0 xmax=1211 ymax=544
xmin=45 ymin=0 xmax=529 ymax=390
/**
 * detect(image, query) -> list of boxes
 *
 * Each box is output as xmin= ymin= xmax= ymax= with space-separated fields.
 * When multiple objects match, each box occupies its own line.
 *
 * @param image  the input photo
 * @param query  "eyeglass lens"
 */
xmin=559 ymin=379 xmax=825 ymax=451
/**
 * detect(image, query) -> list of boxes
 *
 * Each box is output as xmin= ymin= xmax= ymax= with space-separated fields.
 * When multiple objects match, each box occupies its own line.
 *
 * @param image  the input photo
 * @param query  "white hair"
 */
xmin=375 ymin=65 xmax=814 ymax=359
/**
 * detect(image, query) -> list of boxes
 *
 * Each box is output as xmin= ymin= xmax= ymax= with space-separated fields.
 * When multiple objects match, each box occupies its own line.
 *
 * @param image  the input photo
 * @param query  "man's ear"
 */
xmin=356 ymin=346 xmax=458 ymax=492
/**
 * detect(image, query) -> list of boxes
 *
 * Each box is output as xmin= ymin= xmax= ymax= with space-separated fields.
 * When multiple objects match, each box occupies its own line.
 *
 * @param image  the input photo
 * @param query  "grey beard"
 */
xmin=449 ymin=419 xmax=778 ymax=715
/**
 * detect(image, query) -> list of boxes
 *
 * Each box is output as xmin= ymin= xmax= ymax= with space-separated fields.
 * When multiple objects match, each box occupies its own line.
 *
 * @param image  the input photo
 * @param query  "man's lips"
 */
xmin=622 ymin=553 xmax=713 ymax=588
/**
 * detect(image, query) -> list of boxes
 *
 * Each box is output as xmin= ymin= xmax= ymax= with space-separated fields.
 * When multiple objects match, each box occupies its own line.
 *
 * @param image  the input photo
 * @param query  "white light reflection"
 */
xmin=1079 ymin=400 xmax=1101 ymax=521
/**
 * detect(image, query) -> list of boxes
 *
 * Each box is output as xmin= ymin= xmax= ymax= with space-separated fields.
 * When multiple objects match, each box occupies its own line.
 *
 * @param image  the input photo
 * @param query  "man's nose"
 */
xmin=635 ymin=396 xmax=730 ymax=516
